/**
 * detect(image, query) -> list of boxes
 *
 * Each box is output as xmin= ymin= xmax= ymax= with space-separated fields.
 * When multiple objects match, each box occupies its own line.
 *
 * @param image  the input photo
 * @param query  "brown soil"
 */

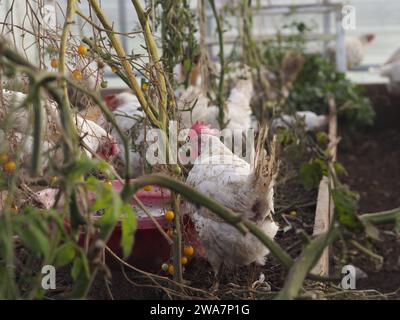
xmin=334 ymin=127 xmax=400 ymax=298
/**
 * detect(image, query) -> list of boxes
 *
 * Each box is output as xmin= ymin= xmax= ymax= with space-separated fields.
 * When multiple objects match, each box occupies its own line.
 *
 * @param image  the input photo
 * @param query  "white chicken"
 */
xmin=0 ymin=130 xmax=53 ymax=170
xmin=178 ymin=68 xmax=254 ymax=131
xmin=272 ymin=111 xmax=328 ymax=132
xmin=101 ymin=92 xmax=152 ymax=177
xmin=328 ymin=33 xmax=375 ymax=69
xmin=185 ymin=122 xmax=279 ymax=277
xmin=369 ymin=47 xmax=400 ymax=95
xmin=178 ymin=69 xmax=255 ymax=155
xmin=0 ymin=89 xmax=119 ymax=164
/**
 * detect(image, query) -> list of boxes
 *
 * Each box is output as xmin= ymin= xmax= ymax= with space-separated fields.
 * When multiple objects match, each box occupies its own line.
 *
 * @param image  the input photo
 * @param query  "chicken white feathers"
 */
xmin=178 ymin=69 xmax=254 ymax=134
xmin=272 ymin=111 xmax=328 ymax=132
xmin=328 ymin=34 xmax=375 ymax=69
xmin=186 ymin=125 xmax=279 ymax=273
xmin=369 ymin=47 xmax=400 ymax=95
xmin=100 ymin=92 xmax=153 ymax=177
xmin=1 ymin=89 xmax=116 ymax=160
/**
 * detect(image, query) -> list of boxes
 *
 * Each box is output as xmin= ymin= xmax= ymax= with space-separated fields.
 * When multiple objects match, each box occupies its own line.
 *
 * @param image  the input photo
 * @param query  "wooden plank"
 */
xmin=311 ymin=97 xmax=337 ymax=277
xmin=311 ymin=177 xmax=333 ymax=276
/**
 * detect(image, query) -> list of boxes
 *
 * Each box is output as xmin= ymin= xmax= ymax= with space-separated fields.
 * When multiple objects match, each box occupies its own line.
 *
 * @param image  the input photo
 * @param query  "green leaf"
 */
xmin=334 ymin=162 xmax=348 ymax=176
xmin=332 ymin=186 xmax=361 ymax=230
xmin=71 ymin=257 xmax=82 ymax=282
xmin=394 ymin=217 xmax=400 ymax=235
xmin=299 ymin=160 xmax=323 ymax=189
xmin=316 ymin=131 xmax=329 ymax=145
xmin=15 ymin=220 xmax=50 ymax=258
xmin=54 ymin=243 xmax=76 ymax=267
xmin=71 ymin=254 xmax=90 ymax=282
xmin=121 ymin=204 xmax=137 ymax=259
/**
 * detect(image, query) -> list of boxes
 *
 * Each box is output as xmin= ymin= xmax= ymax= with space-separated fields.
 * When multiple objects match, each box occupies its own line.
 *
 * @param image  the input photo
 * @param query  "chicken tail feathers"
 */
xmin=253 ymin=123 xmax=278 ymax=182
xmin=250 ymin=123 xmax=279 ymax=221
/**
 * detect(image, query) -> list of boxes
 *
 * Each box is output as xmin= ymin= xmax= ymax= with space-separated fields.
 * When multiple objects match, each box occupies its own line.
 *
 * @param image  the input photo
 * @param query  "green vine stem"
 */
xmin=131 ymin=0 xmax=168 ymax=130
xmin=88 ymin=0 xmax=160 ymax=128
xmin=58 ymin=0 xmax=79 ymax=159
xmin=125 ymin=174 xmax=296 ymax=268
xmin=208 ymin=0 xmax=226 ymax=129
xmin=360 ymin=207 xmax=400 ymax=225
xmin=171 ymin=193 xmax=183 ymax=283
xmin=276 ymin=227 xmax=340 ymax=300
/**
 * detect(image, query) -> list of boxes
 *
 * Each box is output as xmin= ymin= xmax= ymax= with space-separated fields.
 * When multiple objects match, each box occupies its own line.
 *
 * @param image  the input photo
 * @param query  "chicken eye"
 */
xmin=137 ymin=107 xmax=143 ymax=112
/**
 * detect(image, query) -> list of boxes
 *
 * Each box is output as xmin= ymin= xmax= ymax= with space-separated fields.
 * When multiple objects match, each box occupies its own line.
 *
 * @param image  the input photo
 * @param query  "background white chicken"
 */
xmin=272 ymin=111 xmax=328 ymax=132
xmin=178 ymin=68 xmax=255 ymax=155
xmin=178 ymin=68 xmax=254 ymax=131
xmin=328 ymin=33 xmax=375 ymax=69
xmin=101 ymin=92 xmax=152 ymax=177
xmin=369 ymin=47 xmax=400 ymax=95
xmin=1 ymin=89 xmax=119 ymax=167
xmin=185 ymin=122 xmax=279 ymax=281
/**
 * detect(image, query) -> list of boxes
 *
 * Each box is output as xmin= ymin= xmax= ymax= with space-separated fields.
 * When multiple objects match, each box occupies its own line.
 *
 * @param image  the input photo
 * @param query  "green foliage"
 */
xmin=299 ymin=158 xmax=328 ymax=189
xmin=54 ymin=243 xmax=76 ymax=267
xmin=332 ymin=185 xmax=361 ymax=231
xmin=155 ymin=0 xmax=199 ymax=87
xmin=316 ymin=131 xmax=329 ymax=145
xmin=287 ymin=54 xmax=375 ymax=131
xmin=121 ymin=204 xmax=137 ymax=259
xmin=14 ymin=207 xmax=51 ymax=259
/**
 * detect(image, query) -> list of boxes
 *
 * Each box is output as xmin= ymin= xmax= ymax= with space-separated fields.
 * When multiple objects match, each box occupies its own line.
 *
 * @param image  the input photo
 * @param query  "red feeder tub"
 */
xmin=35 ymin=181 xmax=200 ymax=272
xmin=85 ymin=181 xmax=199 ymax=271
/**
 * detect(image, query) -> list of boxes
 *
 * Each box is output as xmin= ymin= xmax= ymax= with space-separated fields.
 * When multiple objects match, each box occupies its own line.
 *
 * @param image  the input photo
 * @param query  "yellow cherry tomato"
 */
xmin=289 ymin=210 xmax=297 ymax=217
xmin=77 ymin=44 xmax=88 ymax=56
xmin=3 ymin=160 xmax=17 ymax=173
xmin=183 ymin=245 xmax=194 ymax=257
xmin=165 ymin=210 xmax=175 ymax=222
xmin=51 ymin=58 xmax=59 ymax=69
xmin=143 ymin=185 xmax=152 ymax=192
xmin=181 ymin=257 xmax=188 ymax=265
xmin=72 ymin=69 xmax=83 ymax=81
xmin=50 ymin=176 xmax=59 ymax=185
xmin=142 ymin=82 xmax=149 ymax=91
xmin=167 ymin=264 xmax=174 ymax=275
xmin=104 ymin=181 xmax=113 ymax=189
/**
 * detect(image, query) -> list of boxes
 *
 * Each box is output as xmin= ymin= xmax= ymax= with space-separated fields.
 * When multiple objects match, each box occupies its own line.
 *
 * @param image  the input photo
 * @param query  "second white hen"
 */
xmin=178 ymin=69 xmax=254 ymax=134
xmin=1 ymin=89 xmax=119 ymax=162
xmin=102 ymin=92 xmax=154 ymax=177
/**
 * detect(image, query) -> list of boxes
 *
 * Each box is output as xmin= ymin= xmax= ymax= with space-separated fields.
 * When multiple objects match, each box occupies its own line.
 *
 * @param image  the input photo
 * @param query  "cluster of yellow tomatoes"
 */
xmin=142 ymin=185 xmax=195 ymax=276
xmin=50 ymin=44 xmax=103 ymax=85
xmin=161 ymin=245 xmax=195 ymax=276
xmin=1 ymin=155 xmax=18 ymax=213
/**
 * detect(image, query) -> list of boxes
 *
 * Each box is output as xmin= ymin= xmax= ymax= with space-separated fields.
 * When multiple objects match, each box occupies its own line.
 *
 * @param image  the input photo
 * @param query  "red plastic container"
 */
xmin=87 ymin=181 xmax=199 ymax=271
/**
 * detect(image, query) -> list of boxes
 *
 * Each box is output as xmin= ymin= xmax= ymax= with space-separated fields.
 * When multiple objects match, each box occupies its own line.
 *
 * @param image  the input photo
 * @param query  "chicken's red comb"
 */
xmin=366 ymin=33 xmax=375 ymax=42
xmin=104 ymin=94 xmax=115 ymax=104
xmin=190 ymin=121 xmax=219 ymax=136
